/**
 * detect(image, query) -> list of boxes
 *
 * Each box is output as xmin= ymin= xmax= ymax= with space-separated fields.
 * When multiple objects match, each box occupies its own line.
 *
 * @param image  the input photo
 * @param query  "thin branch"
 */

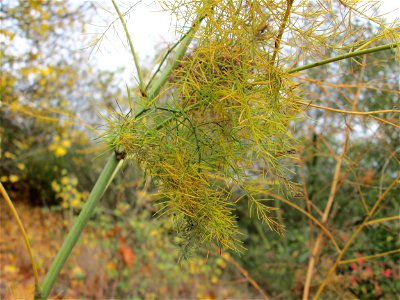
xmin=313 ymin=175 xmax=400 ymax=299
xmin=111 ymin=0 xmax=146 ymax=95
xmin=263 ymin=191 xmax=341 ymax=252
xmin=289 ymin=43 xmax=399 ymax=74
xmin=297 ymin=100 xmax=400 ymax=128
xmin=366 ymin=215 xmax=400 ymax=225
xmin=303 ymin=59 xmax=365 ymax=299
xmin=271 ymin=0 xmax=294 ymax=64
xmin=339 ymin=249 xmax=400 ymax=265
xmin=297 ymin=101 xmax=400 ymax=115
xmin=222 ymin=253 xmax=270 ymax=300
xmin=1 ymin=183 xmax=41 ymax=296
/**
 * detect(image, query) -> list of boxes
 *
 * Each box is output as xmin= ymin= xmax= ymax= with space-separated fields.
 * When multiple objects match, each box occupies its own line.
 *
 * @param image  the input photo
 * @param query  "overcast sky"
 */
xmin=85 ymin=0 xmax=399 ymax=83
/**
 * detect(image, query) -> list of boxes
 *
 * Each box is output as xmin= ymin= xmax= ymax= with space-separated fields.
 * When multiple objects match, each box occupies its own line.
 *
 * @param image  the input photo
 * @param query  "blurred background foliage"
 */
xmin=1 ymin=0 xmax=399 ymax=299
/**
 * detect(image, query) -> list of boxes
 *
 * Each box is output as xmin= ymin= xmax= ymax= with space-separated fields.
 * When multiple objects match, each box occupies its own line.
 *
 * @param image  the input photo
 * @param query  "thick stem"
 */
xmin=39 ymin=12 xmax=202 ymax=298
xmin=39 ymin=153 xmax=123 ymax=299
xmin=146 ymin=15 xmax=203 ymax=100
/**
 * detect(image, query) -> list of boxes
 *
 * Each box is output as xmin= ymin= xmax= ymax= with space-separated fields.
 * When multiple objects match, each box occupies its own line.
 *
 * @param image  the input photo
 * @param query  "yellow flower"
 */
xmin=106 ymin=261 xmax=116 ymax=273
xmin=61 ymin=176 xmax=69 ymax=185
xmin=4 ymin=265 xmax=18 ymax=274
xmin=71 ymin=198 xmax=80 ymax=208
xmin=17 ymin=163 xmax=25 ymax=170
xmin=54 ymin=146 xmax=67 ymax=157
xmin=211 ymin=275 xmax=219 ymax=284
xmin=1 ymin=176 xmax=8 ymax=182
xmin=41 ymin=67 xmax=53 ymax=75
xmin=4 ymin=151 xmax=15 ymax=159
xmin=216 ymin=257 xmax=227 ymax=268
xmin=61 ymin=140 xmax=71 ymax=148
xmin=51 ymin=181 xmax=60 ymax=193
xmin=61 ymin=201 xmax=69 ymax=209
xmin=9 ymin=102 xmax=19 ymax=112
xmin=70 ymin=176 xmax=78 ymax=186
xmin=39 ymin=78 xmax=46 ymax=86
xmin=9 ymin=175 xmax=19 ymax=183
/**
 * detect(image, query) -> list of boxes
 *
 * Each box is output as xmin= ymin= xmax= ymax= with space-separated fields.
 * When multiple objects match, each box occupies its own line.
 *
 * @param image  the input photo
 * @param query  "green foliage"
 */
xmin=103 ymin=0 xmax=306 ymax=254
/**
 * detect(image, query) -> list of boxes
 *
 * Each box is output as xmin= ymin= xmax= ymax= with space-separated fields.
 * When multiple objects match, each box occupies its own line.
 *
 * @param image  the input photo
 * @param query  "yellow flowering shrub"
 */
xmin=48 ymin=135 xmax=72 ymax=157
xmin=51 ymin=174 xmax=88 ymax=210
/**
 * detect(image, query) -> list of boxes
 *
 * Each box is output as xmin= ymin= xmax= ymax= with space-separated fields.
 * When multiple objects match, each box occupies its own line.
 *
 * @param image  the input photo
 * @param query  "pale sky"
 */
xmin=86 ymin=0 xmax=399 ymax=83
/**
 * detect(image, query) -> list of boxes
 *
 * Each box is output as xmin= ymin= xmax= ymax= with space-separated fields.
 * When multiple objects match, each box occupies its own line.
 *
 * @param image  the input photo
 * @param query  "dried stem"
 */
xmin=271 ymin=0 xmax=294 ymax=64
xmin=302 ymin=58 xmax=366 ymax=299
xmin=339 ymin=248 xmax=400 ymax=265
xmin=222 ymin=253 xmax=270 ymax=300
xmin=313 ymin=175 xmax=400 ymax=299
xmin=1 ymin=183 xmax=40 ymax=295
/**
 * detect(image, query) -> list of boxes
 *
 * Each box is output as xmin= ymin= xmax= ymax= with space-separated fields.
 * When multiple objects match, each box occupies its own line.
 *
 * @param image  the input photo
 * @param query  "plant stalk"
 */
xmin=1 ymin=183 xmax=41 ymax=294
xmin=39 ymin=153 xmax=123 ymax=299
xmin=39 ymin=11 xmax=202 ymax=298
xmin=146 ymin=15 xmax=203 ymax=100
xmin=289 ymin=43 xmax=399 ymax=73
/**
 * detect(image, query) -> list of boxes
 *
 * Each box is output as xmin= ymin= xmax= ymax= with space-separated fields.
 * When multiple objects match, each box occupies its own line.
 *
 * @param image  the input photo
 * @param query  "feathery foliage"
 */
xmin=103 ymin=0 xmax=398 ymax=254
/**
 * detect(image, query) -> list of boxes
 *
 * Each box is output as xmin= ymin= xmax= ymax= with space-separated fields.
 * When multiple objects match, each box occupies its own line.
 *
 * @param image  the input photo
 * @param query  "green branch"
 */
xmin=289 ymin=43 xmax=399 ymax=74
xmin=146 ymin=15 xmax=203 ymax=100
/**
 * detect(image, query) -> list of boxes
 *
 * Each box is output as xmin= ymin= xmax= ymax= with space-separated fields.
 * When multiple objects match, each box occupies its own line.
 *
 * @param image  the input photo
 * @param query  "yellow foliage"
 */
xmin=0 ymin=29 xmax=15 ymax=40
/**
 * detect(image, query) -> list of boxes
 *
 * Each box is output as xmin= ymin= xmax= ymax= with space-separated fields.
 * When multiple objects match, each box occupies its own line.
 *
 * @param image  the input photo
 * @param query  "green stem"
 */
xmin=289 ymin=43 xmax=398 ymax=74
xmin=112 ymin=0 xmax=146 ymax=95
xmin=145 ymin=26 xmax=195 ymax=91
xmin=146 ymin=15 xmax=204 ymax=100
xmin=39 ymin=13 xmax=202 ymax=299
xmin=39 ymin=153 xmax=123 ymax=299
